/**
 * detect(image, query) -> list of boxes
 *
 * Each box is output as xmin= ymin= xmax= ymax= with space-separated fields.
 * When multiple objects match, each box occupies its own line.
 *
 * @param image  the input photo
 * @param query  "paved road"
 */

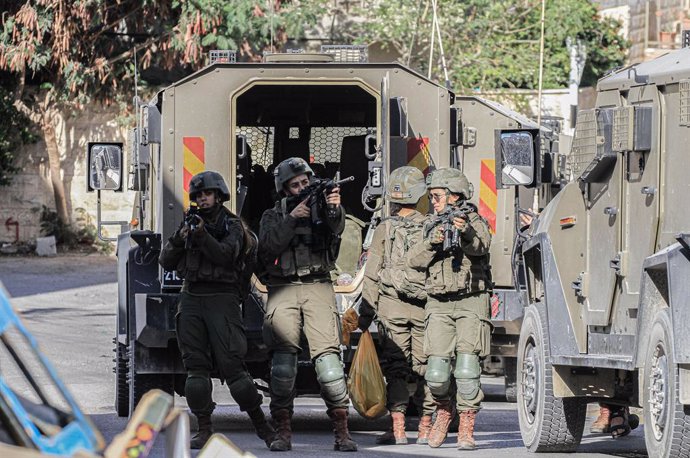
xmin=0 ymin=254 xmax=649 ymax=457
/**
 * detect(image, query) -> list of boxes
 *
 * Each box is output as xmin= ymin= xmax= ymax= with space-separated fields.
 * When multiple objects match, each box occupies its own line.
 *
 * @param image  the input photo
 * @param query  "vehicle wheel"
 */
xmin=643 ymin=309 xmax=690 ymax=458
xmin=517 ymin=304 xmax=586 ymax=452
xmin=115 ymin=341 xmax=129 ymax=417
xmin=504 ymin=356 xmax=518 ymax=403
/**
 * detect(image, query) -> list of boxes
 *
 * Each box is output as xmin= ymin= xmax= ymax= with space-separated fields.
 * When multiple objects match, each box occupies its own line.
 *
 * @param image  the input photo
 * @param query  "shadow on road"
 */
xmin=0 ymin=255 xmax=117 ymax=297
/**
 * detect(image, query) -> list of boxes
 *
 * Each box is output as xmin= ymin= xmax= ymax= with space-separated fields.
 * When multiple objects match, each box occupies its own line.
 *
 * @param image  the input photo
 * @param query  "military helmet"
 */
xmin=426 ymin=167 xmax=474 ymax=200
xmin=189 ymin=171 xmax=230 ymax=203
xmin=386 ymin=166 xmax=426 ymax=204
xmin=274 ymin=157 xmax=313 ymax=193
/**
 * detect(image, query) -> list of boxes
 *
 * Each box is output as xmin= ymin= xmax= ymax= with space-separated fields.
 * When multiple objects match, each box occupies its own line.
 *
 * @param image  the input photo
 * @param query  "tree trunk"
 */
xmin=42 ymin=111 xmax=71 ymax=226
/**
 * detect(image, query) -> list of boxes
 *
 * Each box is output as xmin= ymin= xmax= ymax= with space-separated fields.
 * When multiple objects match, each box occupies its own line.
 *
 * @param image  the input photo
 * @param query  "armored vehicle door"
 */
xmin=571 ymin=98 xmax=621 ymax=328
xmin=617 ymin=92 xmax=659 ymax=313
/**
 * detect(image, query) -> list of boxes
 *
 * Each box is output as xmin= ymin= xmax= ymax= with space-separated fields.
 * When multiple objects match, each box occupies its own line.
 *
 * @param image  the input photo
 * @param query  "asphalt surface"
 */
xmin=0 ymin=254 xmax=649 ymax=457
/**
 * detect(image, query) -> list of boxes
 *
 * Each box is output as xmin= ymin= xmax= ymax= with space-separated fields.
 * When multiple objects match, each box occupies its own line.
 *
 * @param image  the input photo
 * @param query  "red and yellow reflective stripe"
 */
xmin=182 ymin=137 xmax=205 ymax=209
xmin=479 ymin=159 xmax=497 ymax=234
xmin=406 ymin=137 xmax=431 ymax=175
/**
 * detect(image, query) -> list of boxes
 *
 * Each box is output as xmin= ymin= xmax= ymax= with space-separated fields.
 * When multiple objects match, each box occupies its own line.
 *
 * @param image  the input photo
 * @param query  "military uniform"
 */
xmin=407 ymin=167 xmax=492 ymax=450
xmin=360 ymin=166 xmax=435 ymax=445
xmin=258 ymin=157 xmax=356 ymax=452
xmin=159 ymin=171 xmax=274 ymax=449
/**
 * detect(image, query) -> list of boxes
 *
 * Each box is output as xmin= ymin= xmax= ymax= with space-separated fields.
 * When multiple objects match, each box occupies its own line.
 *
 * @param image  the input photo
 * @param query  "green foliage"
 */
xmin=354 ymin=0 xmax=629 ymax=91
xmin=169 ymin=0 xmax=327 ymax=61
xmin=37 ymin=205 xmax=113 ymax=253
xmin=0 ymin=72 xmax=36 ymax=186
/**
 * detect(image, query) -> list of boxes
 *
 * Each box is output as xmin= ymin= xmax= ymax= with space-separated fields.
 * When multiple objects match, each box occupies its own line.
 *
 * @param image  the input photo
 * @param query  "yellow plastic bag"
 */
xmin=347 ymin=330 xmax=387 ymax=419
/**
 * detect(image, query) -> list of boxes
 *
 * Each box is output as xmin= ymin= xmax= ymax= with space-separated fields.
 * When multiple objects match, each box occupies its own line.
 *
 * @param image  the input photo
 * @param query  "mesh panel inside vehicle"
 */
xmin=238 ymin=126 xmax=369 ymax=168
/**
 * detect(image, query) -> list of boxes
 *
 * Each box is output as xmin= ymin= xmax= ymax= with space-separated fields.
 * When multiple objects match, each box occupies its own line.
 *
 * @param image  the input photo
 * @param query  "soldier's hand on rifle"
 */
xmin=325 ymin=187 xmax=341 ymax=206
xmin=290 ymin=198 xmax=311 ymax=219
xmin=190 ymin=217 xmax=205 ymax=236
xmin=453 ymin=215 xmax=468 ymax=232
xmin=429 ymin=225 xmax=445 ymax=245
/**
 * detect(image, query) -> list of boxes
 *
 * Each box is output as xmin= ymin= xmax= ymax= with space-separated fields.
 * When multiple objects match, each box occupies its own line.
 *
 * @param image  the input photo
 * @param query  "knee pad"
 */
xmin=315 ymin=353 xmax=347 ymax=405
xmin=454 ymin=353 xmax=481 ymax=400
xmin=185 ymin=373 xmax=214 ymax=414
xmin=229 ymin=375 xmax=262 ymax=412
xmin=271 ymin=352 xmax=298 ymax=398
xmin=425 ymin=356 xmax=452 ymax=397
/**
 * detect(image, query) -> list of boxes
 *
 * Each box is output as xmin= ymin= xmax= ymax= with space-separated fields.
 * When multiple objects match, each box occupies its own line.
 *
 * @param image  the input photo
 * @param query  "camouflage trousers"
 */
xmin=377 ymin=294 xmax=435 ymax=416
xmin=424 ymin=291 xmax=492 ymax=412
xmin=263 ymin=281 xmax=348 ymax=412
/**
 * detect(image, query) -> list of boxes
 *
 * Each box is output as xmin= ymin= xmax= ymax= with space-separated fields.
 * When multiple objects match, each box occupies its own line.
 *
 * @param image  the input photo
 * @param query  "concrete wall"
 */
xmin=0 ymin=106 xmax=135 ymax=245
xmin=597 ymin=0 xmax=689 ymax=63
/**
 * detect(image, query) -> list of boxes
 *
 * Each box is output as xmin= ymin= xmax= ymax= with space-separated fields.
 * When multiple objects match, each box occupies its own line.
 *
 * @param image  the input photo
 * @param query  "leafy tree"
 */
xmin=0 ymin=0 xmax=323 ymax=225
xmin=0 ymin=71 xmax=36 ymax=186
xmin=352 ymin=0 xmax=628 ymax=92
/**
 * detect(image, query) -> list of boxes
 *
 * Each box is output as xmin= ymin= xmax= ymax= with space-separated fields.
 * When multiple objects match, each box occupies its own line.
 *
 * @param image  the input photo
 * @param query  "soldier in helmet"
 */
xmin=259 ymin=157 xmax=357 ymax=452
xmin=406 ymin=167 xmax=492 ymax=450
xmin=359 ymin=166 xmax=436 ymax=445
xmin=159 ymin=171 xmax=276 ymax=449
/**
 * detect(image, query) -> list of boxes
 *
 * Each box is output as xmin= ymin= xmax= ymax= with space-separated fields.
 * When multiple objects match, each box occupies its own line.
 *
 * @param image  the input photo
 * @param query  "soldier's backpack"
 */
xmin=378 ymin=217 xmax=427 ymax=302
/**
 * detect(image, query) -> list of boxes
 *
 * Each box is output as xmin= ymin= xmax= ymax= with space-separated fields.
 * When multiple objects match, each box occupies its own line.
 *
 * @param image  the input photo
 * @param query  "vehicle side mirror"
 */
xmin=495 ymin=131 xmax=537 ymax=188
xmin=87 ymin=143 xmax=123 ymax=191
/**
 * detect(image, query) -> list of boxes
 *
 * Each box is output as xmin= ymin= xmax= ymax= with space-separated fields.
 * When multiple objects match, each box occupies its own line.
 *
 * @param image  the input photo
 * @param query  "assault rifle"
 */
xmin=288 ymin=176 xmax=355 ymax=226
xmin=184 ymin=201 xmax=200 ymax=249
xmin=425 ymin=203 xmax=473 ymax=252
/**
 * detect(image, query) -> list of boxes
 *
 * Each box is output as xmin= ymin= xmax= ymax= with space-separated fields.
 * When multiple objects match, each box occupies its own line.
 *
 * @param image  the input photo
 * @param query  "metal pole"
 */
xmin=645 ymin=1 xmax=649 ymax=51
xmin=537 ymin=0 xmax=546 ymax=126
xmin=428 ymin=3 xmax=436 ymax=80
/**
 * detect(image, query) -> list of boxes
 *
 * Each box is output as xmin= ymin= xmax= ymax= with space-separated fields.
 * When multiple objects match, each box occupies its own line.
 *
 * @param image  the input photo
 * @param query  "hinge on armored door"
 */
xmin=610 ymin=251 xmax=627 ymax=277
xmin=462 ymin=126 xmax=477 ymax=147
xmin=571 ymin=272 xmax=589 ymax=299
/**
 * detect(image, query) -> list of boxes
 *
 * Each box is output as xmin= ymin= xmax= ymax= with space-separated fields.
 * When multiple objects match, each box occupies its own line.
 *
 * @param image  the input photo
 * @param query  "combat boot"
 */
xmin=590 ymin=404 xmax=612 ymax=434
xmin=457 ymin=410 xmax=477 ymax=450
xmin=427 ymin=401 xmax=455 ymax=448
xmin=270 ymin=409 xmax=292 ymax=452
xmin=375 ymin=411 xmax=407 ymax=445
xmin=248 ymin=407 xmax=277 ymax=448
xmin=328 ymin=408 xmax=358 ymax=451
xmin=190 ymin=414 xmax=213 ymax=449
xmin=416 ymin=415 xmax=432 ymax=445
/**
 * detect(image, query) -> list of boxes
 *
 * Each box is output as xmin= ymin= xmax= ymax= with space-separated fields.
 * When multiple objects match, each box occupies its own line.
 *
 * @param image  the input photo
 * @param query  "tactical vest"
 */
xmin=271 ymin=198 xmax=340 ymax=278
xmin=425 ymin=209 xmax=492 ymax=297
xmin=378 ymin=215 xmax=428 ymax=302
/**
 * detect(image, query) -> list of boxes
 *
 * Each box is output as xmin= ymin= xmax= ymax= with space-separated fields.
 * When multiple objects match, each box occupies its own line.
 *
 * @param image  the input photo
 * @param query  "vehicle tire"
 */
xmin=643 ymin=308 xmax=690 ymax=458
xmin=517 ymin=304 xmax=586 ymax=452
xmin=115 ymin=342 xmax=129 ymax=417
xmin=504 ymin=356 xmax=518 ymax=403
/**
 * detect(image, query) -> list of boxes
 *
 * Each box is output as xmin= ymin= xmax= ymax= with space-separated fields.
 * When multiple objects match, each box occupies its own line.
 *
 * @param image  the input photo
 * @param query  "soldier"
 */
xmin=407 ymin=167 xmax=492 ymax=450
xmin=159 ymin=171 xmax=275 ymax=449
xmin=359 ymin=166 xmax=436 ymax=445
xmin=259 ymin=157 xmax=357 ymax=452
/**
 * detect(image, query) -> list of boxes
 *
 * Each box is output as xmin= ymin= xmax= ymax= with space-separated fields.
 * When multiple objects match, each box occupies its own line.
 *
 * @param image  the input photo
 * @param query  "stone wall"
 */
xmin=0 ymin=105 xmax=136 ymax=245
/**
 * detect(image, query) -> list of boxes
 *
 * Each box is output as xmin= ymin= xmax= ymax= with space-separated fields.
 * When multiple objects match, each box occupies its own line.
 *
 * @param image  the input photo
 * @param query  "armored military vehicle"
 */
xmin=497 ymin=46 xmax=690 ymax=456
xmin=88 ymin=46 xmax=542 ymax=417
